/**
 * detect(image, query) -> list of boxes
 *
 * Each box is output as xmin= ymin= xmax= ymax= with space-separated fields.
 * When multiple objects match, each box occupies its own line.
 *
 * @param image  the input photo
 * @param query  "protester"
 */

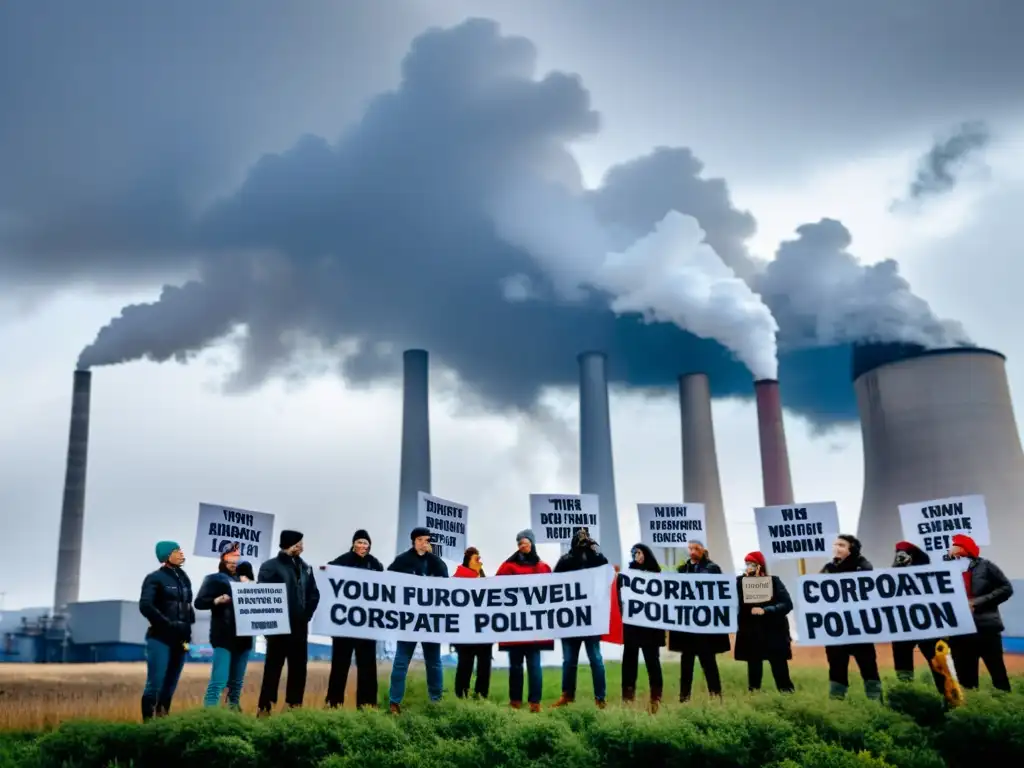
xmin=947 ymin=534 xmax=1013 ymax=692
xmin=552 ymin=527 xmax=610 ymax=708
xmin=452 ymin=546 xmax=492 ymax=700
xmin=821 ymin=534 xmax=882 ymax=701
xmin=257 ymin=529 xmax=321 ymax=715
xmin=889 ymin=541 xmax=946 ymax=696
xmin=325 ymin=529 xmax=384 ymax=709
xmin=495 ymin=529 xmax=553 ymax=712
xmin=668 ymin=540 xmax=731 ymax=701
xmin=620 ymin=544 xmax=665 ymax=712
xmin=387 ymin=527 xmax=449 ymax=713
xmin=138 ymin=541 xmax=195 ymax=721
xmin=734 ymin=551 xmax=794 ymax=694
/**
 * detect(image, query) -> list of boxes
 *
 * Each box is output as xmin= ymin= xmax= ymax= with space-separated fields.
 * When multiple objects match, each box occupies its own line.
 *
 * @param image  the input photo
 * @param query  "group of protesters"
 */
xmin=136 ymin=523 xmax=1014 ymax=720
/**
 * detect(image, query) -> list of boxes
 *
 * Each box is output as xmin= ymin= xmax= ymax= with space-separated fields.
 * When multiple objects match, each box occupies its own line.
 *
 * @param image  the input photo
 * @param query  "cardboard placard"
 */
xmin=742 ymin=576 xmax=774 ymax=604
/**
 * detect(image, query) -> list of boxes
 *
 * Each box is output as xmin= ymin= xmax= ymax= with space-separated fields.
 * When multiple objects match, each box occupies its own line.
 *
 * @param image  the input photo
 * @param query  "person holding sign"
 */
xmin=138 ymin=541 xmax=195 ymax=721
xmin=452 ymin=546 xmax=492 ymax=700
xmin=889 ymin=542 xmax=947 ymax=696
xmin=619 ymin=544 xmax=665 ymax=712
xmin=257 ymin=530 xmax=321 ymax=715
xmin=194 ymin=547 xmax=255 ymax=709
xmin=820 ymin=534 xmax=882 ymax=701
xmin=495 ymin=529 xmax=554 ymax=712
xmin=947 ymin=534 xmax=1013 ymax=692
xmin=668 ymin=540 xmax=730 ymax=701
xmin=325 ymin=529 xmax=384 ymax=709
xmin=734 ymin=552 xmax=794 ymax=694
xmin=386 ymin=526 xmax=450 ymax=714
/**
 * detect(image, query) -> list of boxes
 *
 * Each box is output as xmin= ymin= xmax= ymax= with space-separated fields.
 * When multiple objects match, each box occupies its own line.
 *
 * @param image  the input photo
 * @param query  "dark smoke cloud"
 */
xmin=11 ymin=18 xmax=962 ymax=426
xmin=899 ymin=120 xmax=992 ymax=205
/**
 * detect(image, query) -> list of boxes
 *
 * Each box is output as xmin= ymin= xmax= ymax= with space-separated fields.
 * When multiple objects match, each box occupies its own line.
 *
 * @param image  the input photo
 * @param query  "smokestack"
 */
xmin=396 ymin=349 xmax=431 ymax=556
xmin=578 ymin=351 xmax=623 ymax=566
xmin=678 ymin=373 xmax=732 ymax=570
xmin=53 ymin=369 xmax=92 ymax=615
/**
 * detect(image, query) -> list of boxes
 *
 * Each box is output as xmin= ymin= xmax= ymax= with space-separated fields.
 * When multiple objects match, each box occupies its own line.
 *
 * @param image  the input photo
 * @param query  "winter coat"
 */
xmin=452 ymin=564 xmax=492 ymax=652
xmin=733 ymin=575 xmax=792 ymax=662
xmin=328 ymin=550 xmax=385 ymax=572
xmin=963 ymin=557 xmax=1014 ymax=633
xmin=620 ymin=545 xmax=665 ymax=649
xmin=667 ymin=554 xmax=731 ymax=656
xmin=139 ymin=565 xmax=195 ymax=646
xmin=258 ymin=552 xmax=321 ymax=634
xmin=388 ymin=548 xmax=449 ymax=578
xmin=495 ymin=553 xmax=555 ymax=652
xmin=554 ymin=545 xmax=609 ymax=574
xmin=820 ymin=553 xmax=873 ymax=651
xmin=194 ymin=571 xmax=253 ymax=652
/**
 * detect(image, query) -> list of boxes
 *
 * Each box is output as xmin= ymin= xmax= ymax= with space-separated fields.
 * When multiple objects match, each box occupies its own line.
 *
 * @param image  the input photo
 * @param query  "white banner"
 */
xmin=796 ymin=564 xmax=975 ymax=646
xmin=898 ymin=494 xmax=990 ymax=556
xmin=194 ymin=502 xmax=275 ymax=561
xmin=618 ymin=570 xmax=738 ymax=634
xmin=230 ymin=582 xmax=291 ymax=637
xmin=417 ymin=492 xmax=468 ymax=561
xmin=310 ymin=564 xmax=615 ymax=643
xmin=755 ymin=501 xmax=840 ymax=560
xmin=637 ymin=503 xmax=706 ymax=549
xmin=529 ymin=493 xmax=600 ymax=547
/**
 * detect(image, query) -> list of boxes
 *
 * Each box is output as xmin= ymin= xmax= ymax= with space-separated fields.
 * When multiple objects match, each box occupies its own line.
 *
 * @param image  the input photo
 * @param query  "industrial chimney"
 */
xmin=396 ymin=349 xmax=431 ymax=557
xmin=678 ymin=373 xmax=732 ymax=571
xmin=578 ymin=351 xmax=623 ymax=566
xmin=53 ymin=369 xmax=92 ymax=616
xmin=854 ymin=346 xmax=1024 ymax=577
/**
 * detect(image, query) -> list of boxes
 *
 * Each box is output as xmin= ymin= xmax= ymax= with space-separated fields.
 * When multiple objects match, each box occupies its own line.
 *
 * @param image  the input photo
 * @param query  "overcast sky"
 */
xmin=2 ymin=1 xmax=1023 ymax=611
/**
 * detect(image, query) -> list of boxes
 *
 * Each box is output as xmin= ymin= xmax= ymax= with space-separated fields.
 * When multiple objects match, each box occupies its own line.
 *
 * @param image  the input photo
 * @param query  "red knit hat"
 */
xmin=894 ymin=541 xmax=915 ymax=552
xmin=744 ymin=551 xmax=767 ymax=569
xmin=952 ymin=534 xmax=980 ymax=559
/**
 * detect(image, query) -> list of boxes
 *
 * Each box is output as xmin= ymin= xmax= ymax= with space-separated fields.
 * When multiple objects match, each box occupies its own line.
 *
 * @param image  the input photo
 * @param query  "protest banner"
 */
xmin=755 ymin=502 xmax=840 ymax=560
xmin=417 ymin=492 xmax=468 ymax=561
xmin=637 ymin=503 xmax=706 ymax=549
xmin=529 ymin=493 xmax=600 ymax=547
xmin=742 ymin=576 xmax=774 ymax=604
xmin=194 ymin=502 xmax=275 ymax=561
xmin=231 ymin=582 xmax=290 ymax=637
xmin=617 ymin=570 xmax=738 ymax=634
xmin=796 ymin=564 xmax=975 ymax=646
xmin=310 ymin=564 xmax=615 ymax=644
xmin=898 ymin=494 xmax=990 ymax=555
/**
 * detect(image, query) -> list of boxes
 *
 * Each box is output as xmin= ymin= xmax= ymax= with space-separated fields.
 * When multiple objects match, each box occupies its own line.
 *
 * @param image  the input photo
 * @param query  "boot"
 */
xmin=529 ymin=702 xmax=541 ymax=713
xmin=648 ymin=690 xmax=662 ymax=715
xmin=389 ymin=702 xmax=401 ymax=715
xmin=141 ymin=696 xmax=155 ymax=722
xmin=896 ymin=670 xmax=914 ymax=684
xmin=509 ymin=700 xmax=522 ymax=710
xmin=829 ymin=681 xmax=848 ymax=700
xmin=621 ymin=686 xmax=636 ymax=703
xmin=864 ymin=680 xmax=883 ymax=702
xmin=154 ymin=704 xmax=169 ymax=718
xmin=551 ymin=693 xmax=574 ymax=708
xmin=595 ymin=698 xmax=606 ymax=709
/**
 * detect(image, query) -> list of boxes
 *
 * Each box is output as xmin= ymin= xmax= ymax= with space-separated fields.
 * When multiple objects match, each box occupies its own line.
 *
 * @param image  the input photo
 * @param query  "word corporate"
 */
xmin=637 ymin=503 xmax=706 ymax=547
xmin=194 ymin=502 xmax=275 ymax=560
xmin=310 ymin=564 xmax=614 ymax=644
xmin=618 ymin=571 xmax=738 ymax=634
xmin=417 ymin=492 xmax=468 ymax=560
xmin=898 ymin=494 xmax=990 ymax=554
xmin=530 ymin=493 xmax=600 ymax=543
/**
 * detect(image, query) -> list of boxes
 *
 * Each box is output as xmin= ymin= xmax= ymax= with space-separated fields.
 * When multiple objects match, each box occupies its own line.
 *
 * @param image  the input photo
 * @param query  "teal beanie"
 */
xmin=155 ymin=540 xmax=181 ymax=563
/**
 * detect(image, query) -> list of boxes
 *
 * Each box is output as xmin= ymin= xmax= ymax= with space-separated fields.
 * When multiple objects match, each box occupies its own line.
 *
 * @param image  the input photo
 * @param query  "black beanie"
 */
xmin=280 ymin=530 xmax=303 ymax=550
xmin=352 ymin=529 xmax=371 ymax=546
xmin=410 ymin=526 xmax=431 ymax=542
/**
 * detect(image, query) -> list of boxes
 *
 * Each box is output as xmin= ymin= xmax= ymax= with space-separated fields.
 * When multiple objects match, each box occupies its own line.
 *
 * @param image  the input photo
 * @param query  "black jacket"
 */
xmin=667 ymin=554 xmax=731 ymax=656
xmin=329 ymin=550 xmax=385 ymax=572
xmin=194 ymin=571 xmax=254 ymax=652
xmin=258 ymin=552 xmax=321 ymax=634
xmin=388 ymin=548 xmax=449 ymax=577
xmin=821 ymin=554 xmax=873 ymax=574
xmin=139 ymin=565 xmax=195 ymax=646
xmin=554 ymin=545 xmax=609 ymax=573
xmin=733 ymin=575 xmax=792 ymax=662
xmin=964 ymin=557 xmax=1014 ymax=633
xmin=619 ymin=545 xmax=665 ymax=648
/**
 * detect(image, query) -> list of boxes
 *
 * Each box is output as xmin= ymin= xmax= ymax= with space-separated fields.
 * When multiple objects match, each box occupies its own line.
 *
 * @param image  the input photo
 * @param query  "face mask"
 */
xmin=894 ymin=551 xmax=912 ymax=567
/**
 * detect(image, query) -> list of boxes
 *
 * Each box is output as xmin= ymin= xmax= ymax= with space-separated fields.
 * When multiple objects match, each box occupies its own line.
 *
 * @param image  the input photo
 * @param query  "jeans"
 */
xmin=258 ymin=631 xmax=309 ymax=712
xmin=621 ymin=643 xmax=663 ymax=695
xmin=560 ymin=637 xmax=606 ymax=701
xmin=508 ymin=647 xmax=544 ymax=704
xmin=454 ymin=644 xmax=492 ymax=699
xmin=327 ymin=637 xmax=379 ymax=708
xmin=747 ymin=658 xmax=794 ymax=692
xmin=679 ymin=652 xmax=722 ymax=699
xmin=204 ymin=647 xmax=250 ymax=708
xmin=892 ymin=638 xmax=946 ymax=695
xmin=826 ymin=643 xmax=880 ymax=687
xmin=950 ymin=631 xmax=1011 ymax=692
xmin=389 ymin=641 xmax=443 ymax=705
xmin=141 ymin=637 xmax=187 ymax=720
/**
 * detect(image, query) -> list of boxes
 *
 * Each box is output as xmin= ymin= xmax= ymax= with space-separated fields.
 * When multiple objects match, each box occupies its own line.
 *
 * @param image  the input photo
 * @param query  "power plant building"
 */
xmin=578 ymin=352 xmax=623 ymax=566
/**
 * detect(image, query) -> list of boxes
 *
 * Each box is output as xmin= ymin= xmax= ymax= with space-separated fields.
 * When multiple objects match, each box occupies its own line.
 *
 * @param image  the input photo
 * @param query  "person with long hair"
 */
xmin=733 ymin=551 xmax=794 ymax=693
xmin=452 ymin=546 xmax=492 ymax=700
xmin=620 ymin=544 xmax=665 ymax=712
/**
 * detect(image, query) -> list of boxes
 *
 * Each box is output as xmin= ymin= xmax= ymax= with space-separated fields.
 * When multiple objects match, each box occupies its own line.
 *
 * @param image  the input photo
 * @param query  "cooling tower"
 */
xmin=678 ymin=373 xmax=732 ymax=570
xmin=854 ymin=346 xmax=1024 ymax=577
xmin=396 ymin=349 xmax=431 ymax=556
xmin=53 ymin=369 xmax=92 ymax=615
xmin=578 ymin=351 xmax=623 ymax=566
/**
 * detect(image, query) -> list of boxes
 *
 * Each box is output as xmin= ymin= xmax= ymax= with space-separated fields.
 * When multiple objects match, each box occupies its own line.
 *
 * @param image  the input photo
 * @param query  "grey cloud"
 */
xmin=902 ymin=121 xmax=992 ymax=203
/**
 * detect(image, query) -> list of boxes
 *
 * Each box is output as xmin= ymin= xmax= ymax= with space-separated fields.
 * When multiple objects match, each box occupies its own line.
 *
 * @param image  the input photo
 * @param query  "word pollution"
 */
xmin=636 ymin=503 xmax=707 ymax=548
xmin=231 ymin=583 xmax=291 ymax=637
xmin=529 ymin=493 xmax=601 ymax=545
xmin=755 ymin=502 xmax=840 ymax=560
xmin=310 ymin=563 xmax=615 ymax=644
xmin=796 ymin=565 xmax=975 ymax=646
xmin=417 ymin=492 xmax=469 ymax=560
xmin=617 ymin=571 xmax=738 ymax=634
xmin=898 ymin=494 xmax=991 ymax=554
xmin=193 ymin=502 xmax=276 ymax=561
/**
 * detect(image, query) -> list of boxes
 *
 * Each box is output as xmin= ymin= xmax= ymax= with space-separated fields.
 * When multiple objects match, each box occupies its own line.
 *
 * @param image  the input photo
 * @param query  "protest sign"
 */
xmin=637 ymin=503 xmax=706 ymax=548
xmin=898 ymin=494 xmax=990 ymax=555
xmin=755 ymin=502 xmax=840 ymax=560
xmin=231 ymin=582 xmax=290 ymax=637
xmin=617 ymin=570 xmax=738 ymax=634
xmin=796 ymin=564 xmax=974 ymax=646
xmin=742 ymin=576 xmax=774 ymax=604
xmin=194 ymin=502 xmax=275 ymax=561
xmin=417 ymin=492 xmax=468 ymax=561
xmin=529 ymin=493 xmax=600 ymax=547
xmin=310 ymin=564 xmax=615 ymax=644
